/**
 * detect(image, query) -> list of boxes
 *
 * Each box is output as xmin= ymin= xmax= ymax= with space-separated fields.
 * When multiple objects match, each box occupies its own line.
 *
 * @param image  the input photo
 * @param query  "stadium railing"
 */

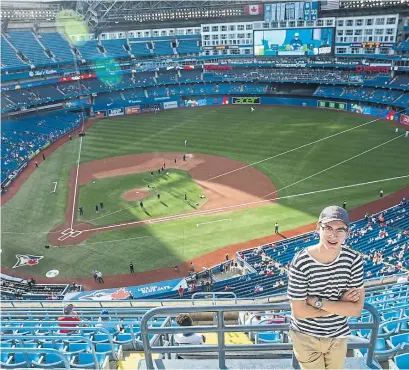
xmin=191 ymin=292 xmax=237 ymax=304
xmin=140 ymin=302 xmax=381 ymax=369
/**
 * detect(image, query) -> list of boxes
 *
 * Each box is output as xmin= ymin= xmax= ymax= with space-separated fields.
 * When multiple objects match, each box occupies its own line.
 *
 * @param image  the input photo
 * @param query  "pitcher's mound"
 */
xmin=122 ymin=189 xmax=150 ymax=201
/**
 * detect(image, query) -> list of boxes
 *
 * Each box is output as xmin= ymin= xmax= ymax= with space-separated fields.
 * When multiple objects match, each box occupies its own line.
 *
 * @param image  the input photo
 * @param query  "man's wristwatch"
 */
xmin=313 ymin=297 xmax=323 ymax=310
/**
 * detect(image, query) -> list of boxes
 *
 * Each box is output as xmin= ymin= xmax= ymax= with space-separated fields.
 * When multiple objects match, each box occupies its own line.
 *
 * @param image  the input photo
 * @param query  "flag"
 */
xmin=244 ymin=4 xmax=263 ymax=15
xmin=321 ymin=0 xmax=340 ymax=10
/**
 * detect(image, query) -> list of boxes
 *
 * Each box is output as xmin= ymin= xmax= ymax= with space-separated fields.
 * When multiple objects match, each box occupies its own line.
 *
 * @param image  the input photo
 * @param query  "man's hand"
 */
xmin=306 ymin=296 xmax=318 ymax=307
xmin=341 ymin=288 xmax=361 ymax=303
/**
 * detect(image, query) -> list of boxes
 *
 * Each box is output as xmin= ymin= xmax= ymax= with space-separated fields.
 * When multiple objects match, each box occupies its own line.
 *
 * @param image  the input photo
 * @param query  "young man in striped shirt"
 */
xmin=287 ymin=206 xmax=364 ymax=369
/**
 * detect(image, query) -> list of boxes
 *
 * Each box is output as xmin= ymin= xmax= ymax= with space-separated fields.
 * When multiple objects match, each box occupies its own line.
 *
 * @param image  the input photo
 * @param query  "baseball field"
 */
xmin=1 ymin=106 xmax=408 ymax=280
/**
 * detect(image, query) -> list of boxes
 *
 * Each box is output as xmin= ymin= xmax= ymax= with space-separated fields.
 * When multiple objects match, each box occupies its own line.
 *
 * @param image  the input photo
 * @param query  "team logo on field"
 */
xmin=13 ymin=254 xmax=43 ymax=269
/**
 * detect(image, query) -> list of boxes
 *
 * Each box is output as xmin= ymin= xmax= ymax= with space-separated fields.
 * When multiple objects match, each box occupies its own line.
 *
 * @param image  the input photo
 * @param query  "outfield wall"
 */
xmin=92 ymin=95 xmax=405 ymax=124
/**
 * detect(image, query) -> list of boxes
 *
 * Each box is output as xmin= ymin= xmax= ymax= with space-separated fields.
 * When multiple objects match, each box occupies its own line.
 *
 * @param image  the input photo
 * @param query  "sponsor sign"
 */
xmin=94 ymin=110 xmax=107 ymax=118
xmin=58 ymin=73 xmax=96 ymax=82
xmin=232 ymin=97 xmax=261 ymax=104
xmin=355 ymin=65 xmax=389 ymax=73
xmin=125 ymin=106 xmax=141 ymax=115
xmin=108 ymin=107 xmax=124 ymax=117
xmin=163 ymin=101 xmax=178 ymax=110
xmin=400 ymin=114 xmax=409 ymax=127
xmin=204 ymin=65 xmax=232 ymax=71
xmin=13 ymin=254 xmax=43 ymax=269
xmin=29 ymin=69 xmax=58 ymax=77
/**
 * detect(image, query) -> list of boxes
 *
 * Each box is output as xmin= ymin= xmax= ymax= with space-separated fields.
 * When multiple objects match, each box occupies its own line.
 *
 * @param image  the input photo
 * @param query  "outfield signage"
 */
xmin=108 ymin=108 xmax=124 ymax=117
xmin=94 ymin=110 xmax=107 ymax=118
xmin=125 ymin=106 xmax=141 ymax=115
xmin=400 ymin=114 xmax=409 ymax=127
xmin=317 ymin=100 xmax=347 ymax=110
xmin=232 ymin=97 xmax=260 ymax=105
xmin=163 ymin=101 xmax=178 ymax=110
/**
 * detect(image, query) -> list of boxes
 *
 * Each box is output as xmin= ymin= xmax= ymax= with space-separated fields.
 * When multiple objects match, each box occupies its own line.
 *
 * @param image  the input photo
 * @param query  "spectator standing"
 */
xmin=178 ymin=285 xmax=184 ymax=298
xmin=287 ymin=206 xmax=364 ymax=370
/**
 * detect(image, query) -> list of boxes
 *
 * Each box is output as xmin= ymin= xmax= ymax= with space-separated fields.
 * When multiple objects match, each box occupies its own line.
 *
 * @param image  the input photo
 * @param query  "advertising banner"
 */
xmin=125 ymin=106 xmax=141 ymax=115
xmin=350 ymin=104 xmax=395 ymax=120
xmin=232 ymin=97 xmax=261 ymax=104
xmin=400 ymin=114 xmax=409 ymax=127
xmin=184 ymin=97 xmax=229 ymax=107
xmin=254 ymin=28 xmax=333 ymax=56
xmin=94 ymin=110 xmax=107 ymax=118
xmin=108 ymin=107 xmax=124 ymax=117
xmin=163 ymin=101 xmax=178 ymax=110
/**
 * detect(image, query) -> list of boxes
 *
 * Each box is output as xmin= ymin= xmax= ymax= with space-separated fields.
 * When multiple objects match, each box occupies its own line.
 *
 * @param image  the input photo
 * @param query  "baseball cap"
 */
xmin=319 ymin=206 xmax=349 ymax=227
xmin=63 ymin=303 xmax=74 ymax=315
xmin=295 ymin=32 xmax=299 ymax=37
xmin=100 ymin=310 xmax=109 ymax=316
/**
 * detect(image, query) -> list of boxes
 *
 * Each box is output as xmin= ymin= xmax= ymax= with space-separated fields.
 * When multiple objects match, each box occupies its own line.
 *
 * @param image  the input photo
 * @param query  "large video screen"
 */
xmin=254 ymin=28 xmax=334 ymax=56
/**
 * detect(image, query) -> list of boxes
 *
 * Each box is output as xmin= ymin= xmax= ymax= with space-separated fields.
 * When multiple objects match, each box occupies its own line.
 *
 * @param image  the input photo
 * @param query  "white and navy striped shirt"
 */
xmin=287 ymin=246 xmax=364 ymax=338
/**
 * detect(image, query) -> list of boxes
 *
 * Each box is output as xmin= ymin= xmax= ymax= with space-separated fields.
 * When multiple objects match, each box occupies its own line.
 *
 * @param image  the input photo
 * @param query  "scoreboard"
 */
xmin=317 ymin=100 xmax=347 ymax=110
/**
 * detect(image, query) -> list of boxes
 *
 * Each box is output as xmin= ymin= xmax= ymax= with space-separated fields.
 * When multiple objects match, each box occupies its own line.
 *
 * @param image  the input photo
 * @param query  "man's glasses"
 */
xmin=320 ymin=224 xmax=348 ymax=237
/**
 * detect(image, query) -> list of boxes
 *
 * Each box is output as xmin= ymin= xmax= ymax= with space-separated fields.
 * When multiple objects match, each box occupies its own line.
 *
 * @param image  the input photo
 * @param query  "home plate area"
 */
xmin=57 ymin=228 xmax=83 ymax=241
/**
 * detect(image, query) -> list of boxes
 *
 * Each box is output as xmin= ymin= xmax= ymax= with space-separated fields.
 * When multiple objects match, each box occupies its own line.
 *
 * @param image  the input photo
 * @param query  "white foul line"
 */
xmin=262 ymin=134 xmax=405 ymax=199
xmin=197 ymin=219 xmax=232 ymax=227
xmin=70 ymin=131 xmax=84 ymax=229
xmin=206 ymin=108 xmax=407 ymax=183
xmin=50 ymin=181 xmax=58 ymax=193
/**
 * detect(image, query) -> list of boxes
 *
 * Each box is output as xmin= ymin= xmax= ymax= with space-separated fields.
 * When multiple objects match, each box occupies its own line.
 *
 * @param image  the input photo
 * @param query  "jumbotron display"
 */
xmin=254 ymin=28 xmax=334 ymax=56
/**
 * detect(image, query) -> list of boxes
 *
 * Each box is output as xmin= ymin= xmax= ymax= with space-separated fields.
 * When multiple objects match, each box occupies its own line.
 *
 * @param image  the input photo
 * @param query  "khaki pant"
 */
xmin=289 ymin=330 xmax=348 ymax=369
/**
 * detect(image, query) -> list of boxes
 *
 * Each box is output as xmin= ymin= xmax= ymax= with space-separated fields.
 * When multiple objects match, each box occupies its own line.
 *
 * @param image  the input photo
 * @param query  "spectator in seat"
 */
xmin=174 ymin=313 xmax=205 ymax=345
xmin=96 ymin=310 xmax=124 ymax=333
xmin=57 ymin=304 xmax=85 ymax=334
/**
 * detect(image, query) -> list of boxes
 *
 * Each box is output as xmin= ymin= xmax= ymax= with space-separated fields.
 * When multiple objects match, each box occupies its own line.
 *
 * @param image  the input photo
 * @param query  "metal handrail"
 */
xmin=140 ymin=302 xmax=380 ymax=369
xmin=1 ymin=335 xmax=99 ymax=369
xmin=0 ymin=347 xmax=71 ymax=369
xmin=191 ymin=292 xmax=237 ymax=304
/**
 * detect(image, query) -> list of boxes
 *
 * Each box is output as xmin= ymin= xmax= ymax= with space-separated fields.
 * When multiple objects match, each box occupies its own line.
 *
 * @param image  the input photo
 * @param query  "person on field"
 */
xmin=287 ymin=206 xmax=364 ymax=369
xmin=275 ymin=222 xmax=279 ymax=234
xmin=95 ymin=204 xmax=99 ymax=213
xmin=100 ymin=202 xmax=104 ymax=211
xmin=79 ymin=206 xmax=84 ymax=216
xmin=130 ymin=262 xmax=134 ymax=273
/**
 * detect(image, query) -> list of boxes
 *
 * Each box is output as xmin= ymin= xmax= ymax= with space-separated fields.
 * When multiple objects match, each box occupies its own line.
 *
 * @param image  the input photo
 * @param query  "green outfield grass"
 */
xmin=1 ymin=106 xmax=408 ymax=278
xmin=76 ymin=170 xmax=206 ymax=226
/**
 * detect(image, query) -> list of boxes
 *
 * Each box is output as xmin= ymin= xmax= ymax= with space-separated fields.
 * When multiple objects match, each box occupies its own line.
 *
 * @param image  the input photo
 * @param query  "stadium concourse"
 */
xmin=2 ymin=0 xmax=409 ymax=368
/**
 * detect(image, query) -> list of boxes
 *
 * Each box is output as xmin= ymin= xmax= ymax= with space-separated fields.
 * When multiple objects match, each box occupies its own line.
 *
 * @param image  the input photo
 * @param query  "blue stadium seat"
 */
xmin=395 ymin=353 xmax=409 ymax=370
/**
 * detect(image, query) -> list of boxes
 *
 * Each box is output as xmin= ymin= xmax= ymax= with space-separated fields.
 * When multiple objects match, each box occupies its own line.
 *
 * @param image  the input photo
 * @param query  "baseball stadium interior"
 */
xmin=1 ymin=0 xmax=409 ymax=368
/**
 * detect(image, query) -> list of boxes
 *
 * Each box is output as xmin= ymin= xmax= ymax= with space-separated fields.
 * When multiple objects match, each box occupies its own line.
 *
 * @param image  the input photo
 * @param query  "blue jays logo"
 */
xmin=13 ymin=254 xmax=43 ymax=269
xmin=78 ymin=288 xmax=131 ymax=301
